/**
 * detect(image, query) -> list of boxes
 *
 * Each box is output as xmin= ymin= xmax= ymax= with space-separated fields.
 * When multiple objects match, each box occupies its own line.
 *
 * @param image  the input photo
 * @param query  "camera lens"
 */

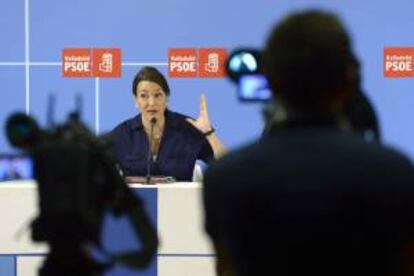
xmin=226 ymin=49 xmax=261 ymax=83
xmin=5 ymin=113 xmax=39 ymax=149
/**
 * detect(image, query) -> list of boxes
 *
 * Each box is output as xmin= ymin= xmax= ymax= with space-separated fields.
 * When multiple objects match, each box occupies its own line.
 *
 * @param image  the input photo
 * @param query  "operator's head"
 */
xmin=263 ymin=10 xmax=358 ymax=115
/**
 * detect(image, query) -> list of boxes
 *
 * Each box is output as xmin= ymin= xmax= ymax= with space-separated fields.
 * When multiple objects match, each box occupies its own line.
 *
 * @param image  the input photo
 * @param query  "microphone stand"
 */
xmin=145 ymin=118 xmax=157 ymax=184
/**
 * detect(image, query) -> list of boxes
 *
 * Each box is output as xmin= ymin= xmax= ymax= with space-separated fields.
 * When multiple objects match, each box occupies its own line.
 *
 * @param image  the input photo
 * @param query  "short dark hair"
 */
xmin=263 ymin=10 xmax=357 ymax=110
xmin=132 ymin=66 xmax=170 ymax=97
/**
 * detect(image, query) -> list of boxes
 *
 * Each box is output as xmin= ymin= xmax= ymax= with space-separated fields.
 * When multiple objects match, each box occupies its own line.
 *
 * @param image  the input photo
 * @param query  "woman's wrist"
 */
xmin=203 ymin=127 xmax=215 ymax=137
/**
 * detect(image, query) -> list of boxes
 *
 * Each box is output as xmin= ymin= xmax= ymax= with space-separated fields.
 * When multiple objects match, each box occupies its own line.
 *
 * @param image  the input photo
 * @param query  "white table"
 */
xmin=0 ymin=180 xmax=216 ymax=276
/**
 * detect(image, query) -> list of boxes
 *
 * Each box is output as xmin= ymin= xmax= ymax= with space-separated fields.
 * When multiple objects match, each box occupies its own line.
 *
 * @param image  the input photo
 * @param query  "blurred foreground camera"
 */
xmin=226 ymin=48 xmax=380 ymax=141
xmin=5 ymin=109 xmax=158 ymax=276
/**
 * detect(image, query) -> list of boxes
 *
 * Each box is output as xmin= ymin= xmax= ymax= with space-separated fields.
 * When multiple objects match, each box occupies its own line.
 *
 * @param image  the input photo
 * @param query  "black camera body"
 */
xmin=6 ymin=112 xmax=158 ymax=275
xmin=7 ymin=113 xmax=115 ymax=243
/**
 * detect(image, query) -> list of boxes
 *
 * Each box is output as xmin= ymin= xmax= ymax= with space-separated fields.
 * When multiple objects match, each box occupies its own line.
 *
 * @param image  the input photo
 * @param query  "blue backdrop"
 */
xmin=0 ymin=0 xmax=413 ymax=156
xmin=0 ymin=1 xmax=413 ymax=275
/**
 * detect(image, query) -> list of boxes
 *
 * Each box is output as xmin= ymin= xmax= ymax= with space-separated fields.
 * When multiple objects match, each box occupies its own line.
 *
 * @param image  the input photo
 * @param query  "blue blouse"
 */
xmin=111 ymin=110 xmax=214 ymax=181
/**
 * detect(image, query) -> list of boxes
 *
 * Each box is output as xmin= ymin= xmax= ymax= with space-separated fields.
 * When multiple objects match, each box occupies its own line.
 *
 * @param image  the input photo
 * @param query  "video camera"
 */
xmin=5 ymin=109 xmax=158 ymax=276
xmin=225 ymin=48 xmax=380 ymax=141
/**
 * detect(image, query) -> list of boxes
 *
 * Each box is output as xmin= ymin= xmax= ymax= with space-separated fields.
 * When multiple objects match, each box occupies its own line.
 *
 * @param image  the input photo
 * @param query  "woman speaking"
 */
xmin=112 ymin=66 xmax=226 ymax=182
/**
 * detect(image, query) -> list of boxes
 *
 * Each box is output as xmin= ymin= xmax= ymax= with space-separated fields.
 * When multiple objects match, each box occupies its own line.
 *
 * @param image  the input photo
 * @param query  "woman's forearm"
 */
xmin=206 ymin=133 xmax=227 ymax=159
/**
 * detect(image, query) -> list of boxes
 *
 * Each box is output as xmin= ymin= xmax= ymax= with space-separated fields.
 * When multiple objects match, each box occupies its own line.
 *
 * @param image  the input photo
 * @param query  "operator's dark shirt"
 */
xmin=111 ymin=110 xmax=214 ymax=181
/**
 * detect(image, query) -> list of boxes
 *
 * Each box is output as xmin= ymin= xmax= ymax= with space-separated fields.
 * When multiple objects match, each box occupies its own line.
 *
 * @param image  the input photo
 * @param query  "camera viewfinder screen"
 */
xmin=238 ymin=75 xmax=272 ymax=101
xmin=0 ymin=155 xmax=33 ymax=182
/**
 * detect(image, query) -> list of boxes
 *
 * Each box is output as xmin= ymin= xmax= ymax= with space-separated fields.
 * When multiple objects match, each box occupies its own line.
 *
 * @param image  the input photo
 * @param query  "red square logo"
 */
xmin=168 ymin=48 xmax=198 ymax=77
xmin=198 ymin=48 xmax=227 ymax=78
xmin=62 ymin=48 xmax=92 ymax=78
xmin=384 ymin=47 xmax=414 ymax=78
xmin=92 ymin=48 xmax=121 ymax=78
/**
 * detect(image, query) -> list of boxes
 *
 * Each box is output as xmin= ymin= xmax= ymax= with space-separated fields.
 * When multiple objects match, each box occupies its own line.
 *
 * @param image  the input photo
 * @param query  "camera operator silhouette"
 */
xmin=204 ymin=10 xmax=414 ymax=276
xmin=6 ymin=111 xmax=158 ymax=276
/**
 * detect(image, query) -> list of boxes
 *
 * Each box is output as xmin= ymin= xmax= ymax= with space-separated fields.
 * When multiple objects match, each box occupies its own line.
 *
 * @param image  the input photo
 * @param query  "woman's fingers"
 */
xmin=200 ymin=94 xmax=209 ymax=119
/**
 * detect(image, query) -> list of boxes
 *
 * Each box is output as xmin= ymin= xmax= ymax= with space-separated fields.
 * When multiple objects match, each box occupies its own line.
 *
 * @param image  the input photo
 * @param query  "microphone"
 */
xmin=145 ymin=118 xmax=157 ymax=184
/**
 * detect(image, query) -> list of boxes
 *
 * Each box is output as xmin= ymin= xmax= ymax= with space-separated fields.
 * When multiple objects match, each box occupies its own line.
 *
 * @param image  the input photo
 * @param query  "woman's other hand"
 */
xmin=186 ymin=94 xmax=213 ymax=134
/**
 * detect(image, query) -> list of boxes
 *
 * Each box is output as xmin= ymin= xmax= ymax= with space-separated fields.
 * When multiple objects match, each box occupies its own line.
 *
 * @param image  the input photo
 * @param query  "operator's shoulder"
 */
xmin=363 ymin=141 xmax=414 ymax=170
